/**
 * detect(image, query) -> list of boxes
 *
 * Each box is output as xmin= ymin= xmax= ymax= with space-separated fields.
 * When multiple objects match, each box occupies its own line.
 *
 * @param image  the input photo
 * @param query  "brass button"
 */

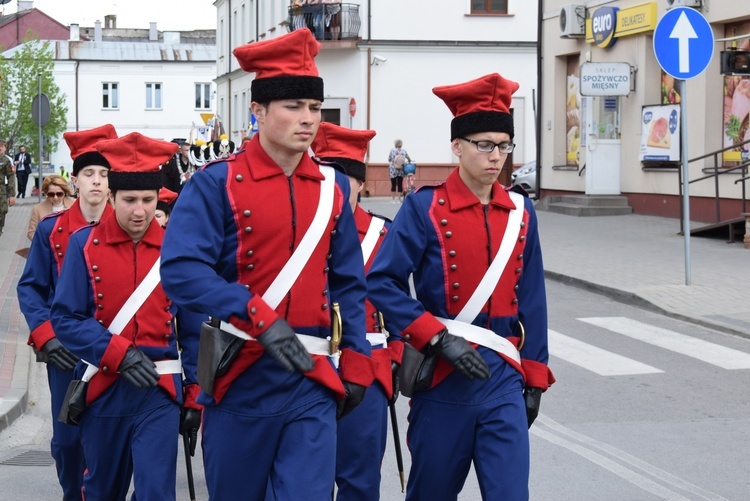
xmin=258 ymin=320 xmax=265 ymax=329
xmin=92 ymin=265 xmax=98 ymax=271
xmin=331 ymin=229 xmax=337 ymax=235
xmin=98 ymin=320 xmax=104 ymax=325
xmin=519 ymin=235 xmax=526 ymax=242
xmin=515 ymin=268 xmax=521 ymax=274
xmin=243 ymin=210 xmax=251 ymax=217
xmin=322 ymin=290 xmax=328 ymax=296
xmin=321 ymin=304 xmax=329 ymax=310
xmin=512 ymin=299 xmax=519 ymax=305
xmin=324 ymin=267 xmax=329 ymax=273
xmin=97 ymin=303 xmax=103 ymax=310
xmin=97 ymin=293 xmax=103 ymax=299
xmin=333 ymin=215 xmax=340 ymax=221
xmin=164 ymin=334 xmax=171 ymax=339
xmin=404 ymin=334 xmax=411 ymax=341
xmin=517 ymin=254 xmax=523 ymax=260
xmin=58 ymin=227 xmax=63 ymax=232
xmin=246 ymin=250 xmax=254 ymax=256
xmin=95 ymin=276 xmax=101 ymax=282
xmin=236 ymin=174 xmax=243 ymax=182
xmin=326 ymin=253 xmax=332 ymax=260
xmin=164 ymin=306 xmax=170 ymax=311
xmin=451 ymin=296 xmax=459 ymax=302
xmin=102 ymin=366 xmax=108 ymax=372
xmin=514 ymin=284 xmax=519 ymax=291
xmin=57 ymin=252 xmax=63 ymax=257
xmin=379 ymin=229 xmax=385 ymax=235
xmin=250 ymin=307 xmax=257 ymax=314
xmin=166 ymin=320 xmax=171 ymax=326
xmin=246 ymin=264 xmax=254 ymax=270
xmin=93 ymin=239 xmax=99 ymax=245
xmin=55 ymin=244 xmax=61 ymax=249
xmin=520 ymin=221 xmax=526 ymax=228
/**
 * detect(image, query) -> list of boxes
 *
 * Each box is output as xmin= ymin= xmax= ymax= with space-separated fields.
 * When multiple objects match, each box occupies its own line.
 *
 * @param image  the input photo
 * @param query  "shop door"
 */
xmin=584 ymin=96 xmax=621 ymax=195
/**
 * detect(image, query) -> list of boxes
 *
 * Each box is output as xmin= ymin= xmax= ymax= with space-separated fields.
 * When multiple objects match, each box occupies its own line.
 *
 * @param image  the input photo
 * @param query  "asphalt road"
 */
xmin=3 ymin=280 xmax=749 ymax=499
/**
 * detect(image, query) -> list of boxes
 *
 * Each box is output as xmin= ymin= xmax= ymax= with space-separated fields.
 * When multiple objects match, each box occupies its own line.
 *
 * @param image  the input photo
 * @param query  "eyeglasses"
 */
xmin=459 ymin=137 xmax=515 ymax=154
xmin=46 ymin=192 xmax=65 ymax=199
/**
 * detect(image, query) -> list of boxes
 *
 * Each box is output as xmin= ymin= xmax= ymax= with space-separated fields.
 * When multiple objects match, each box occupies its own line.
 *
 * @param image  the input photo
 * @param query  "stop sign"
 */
xmin=349 ymin=98 xmax=356 ymax=117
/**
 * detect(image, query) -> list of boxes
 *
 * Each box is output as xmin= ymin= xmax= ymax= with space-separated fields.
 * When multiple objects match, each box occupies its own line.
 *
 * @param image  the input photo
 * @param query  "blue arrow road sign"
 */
xmin=653 ymin=7 xmax=714 ymax=80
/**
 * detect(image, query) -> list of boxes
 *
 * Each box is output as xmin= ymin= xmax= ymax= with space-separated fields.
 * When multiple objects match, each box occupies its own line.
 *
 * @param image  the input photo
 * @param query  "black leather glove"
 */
xmin=390 ymin=362 xmax=400 ymax=404
xmin=42 ymin=338 xmax=79 ymax=372
xmin=336 ymin=381 xmax=367 ymax=420
xmin=431 ymin=330 xmax=490 ymax=381
xmin=257 ymin=318 xmax=314 ymax=373
xmin=118 ymin=347 xmax=159 ymax=388
xmin=180 ymin=408 xmax=202 ymax=456
xmin=524 ymin=387 xmax=543 ymax=428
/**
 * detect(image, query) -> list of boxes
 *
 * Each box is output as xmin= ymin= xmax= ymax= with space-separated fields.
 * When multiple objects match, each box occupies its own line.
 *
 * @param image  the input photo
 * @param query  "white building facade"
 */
xmin=213 ymin=0 xmax=539 ymax=196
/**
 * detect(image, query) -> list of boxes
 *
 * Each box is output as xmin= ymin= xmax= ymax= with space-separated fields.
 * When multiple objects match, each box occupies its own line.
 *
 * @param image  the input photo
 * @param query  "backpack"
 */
xmin=394 ymin=152 xmax=405 ymax=168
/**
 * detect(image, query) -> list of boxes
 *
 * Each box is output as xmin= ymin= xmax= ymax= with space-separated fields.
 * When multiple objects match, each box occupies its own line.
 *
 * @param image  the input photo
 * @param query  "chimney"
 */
xmin=94 ymin=20 xmax=102 ymax=42
xmin=149 ymin=22 xmax=158 ymax=41
xmin=104 ymin=15 xmax=116 ymax=29
xmin=18 ymin=1 xmax=34 ymax=12
xmin=69 ymin=23 xmax=79 ymax=41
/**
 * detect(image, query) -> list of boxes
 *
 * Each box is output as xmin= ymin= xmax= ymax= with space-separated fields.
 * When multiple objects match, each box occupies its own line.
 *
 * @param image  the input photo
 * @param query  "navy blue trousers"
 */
xmin=48 ymin=364 xmax=86 ymax=501
xmin=405 ymin=356 xmax=529 ymax=501
xmin=335 ymin=382 xmax=388 ymax=500
xmin=78 ymin=382 xmax=179 ymax=501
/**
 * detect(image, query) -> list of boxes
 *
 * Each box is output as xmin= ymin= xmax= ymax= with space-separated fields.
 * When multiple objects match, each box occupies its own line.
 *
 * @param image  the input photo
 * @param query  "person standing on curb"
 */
xmin=14 ymin=145 xmax=32 ymax=198
xmin=368 ymin=73 xmax=555 ymax=500
xmin=17 ymin=124 xmax=116 ymax=501
xmin=50 ymin=132 xmax=198 ymax=500
xmin=312 ymin=122 xmax=402 ymax=500
xmin=160 ymin=29 xmax=375 ymax=500
xmin=387 ymin=139 xmax=411 ymax=204
xmin=0 ymin=140 xmax=16 ymax=236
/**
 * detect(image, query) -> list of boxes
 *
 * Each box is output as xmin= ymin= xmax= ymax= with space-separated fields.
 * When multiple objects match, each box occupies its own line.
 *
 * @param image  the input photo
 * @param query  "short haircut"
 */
xmin=42 ymin=175 xmax=72 ymax=196
xmin=394 ymin=139 xmax=403 ymax=148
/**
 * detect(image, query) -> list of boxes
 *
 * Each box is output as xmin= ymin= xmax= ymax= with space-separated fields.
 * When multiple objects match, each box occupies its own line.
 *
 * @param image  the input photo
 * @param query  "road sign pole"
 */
xmin=678 ymin=79 xmax=690 ymax=286
xmin=37 ymin=74 xmax=42 ymax=204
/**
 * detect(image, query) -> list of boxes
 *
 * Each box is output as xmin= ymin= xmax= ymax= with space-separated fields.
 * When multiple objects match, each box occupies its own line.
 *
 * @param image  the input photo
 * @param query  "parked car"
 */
xmin=511 ymin=160 xmax=536 ymax=193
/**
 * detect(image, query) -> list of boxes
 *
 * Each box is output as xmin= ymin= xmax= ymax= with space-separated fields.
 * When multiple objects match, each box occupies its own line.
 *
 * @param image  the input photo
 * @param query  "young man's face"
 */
xmin=252 ymin=99 xmax=322 ymax=155
xmin=154 ymin=209 xmax=169 ymax=227
xmin=72 ymin=166 xmax=110 ymax=206
xmin=180 ymin=144 xmax=190 ymax=157
xmin=451 ymin=132 xmax=511 ymax=194
xmin=113 ymin=190 xmax=158 ymax=241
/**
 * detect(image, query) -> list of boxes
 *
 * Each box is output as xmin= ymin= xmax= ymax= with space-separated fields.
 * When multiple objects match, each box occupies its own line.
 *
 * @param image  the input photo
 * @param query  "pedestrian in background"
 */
xmin=0 ymin=140 xmax=16 ymax=236
xmin=160 ymin=29 xmax=375 ymax=500
xmin=368 ymin=73 xmax=555 ymax=500
xmin=155 ymin=187 xmax=178 ymax=228
xmin=26 ymin=174 xmax=76 ymax=240
xmin=14 ymin=145 xmax=32 ymax=198
xmin=312 ymin=122 xmax=401 ymax=500
xmin=17 ymin=124 xmax=117 ymax=500
xmin=388 ymin=139 xmax=411 ymax=204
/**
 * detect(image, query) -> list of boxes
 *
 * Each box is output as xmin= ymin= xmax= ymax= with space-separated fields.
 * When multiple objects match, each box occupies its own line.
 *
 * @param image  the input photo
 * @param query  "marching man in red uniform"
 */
xmin=50 ymin=132 xmax=200 ymax=500
xmin=160 ymin=29 xmax=375 ymax=500
xmin=311 ymin=122 xmax=402 ymax=499
xmin=17 ymin=124 xmax=117 ymax=500
xmin=368 ymin=73 xmax=555 ymax=500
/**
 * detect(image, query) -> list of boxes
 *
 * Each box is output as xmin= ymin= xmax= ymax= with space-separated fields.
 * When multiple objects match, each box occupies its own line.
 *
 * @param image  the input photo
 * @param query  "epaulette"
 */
xmin=366 ymin=210 xmax=393 ymax=224
xmin=506 ymin=184 xmax=530 ymax=198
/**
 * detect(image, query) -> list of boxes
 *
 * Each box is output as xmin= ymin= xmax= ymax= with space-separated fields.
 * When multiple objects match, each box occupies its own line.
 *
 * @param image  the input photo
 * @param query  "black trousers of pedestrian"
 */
xmin=17 ymin=170 xmax=29 ymax=198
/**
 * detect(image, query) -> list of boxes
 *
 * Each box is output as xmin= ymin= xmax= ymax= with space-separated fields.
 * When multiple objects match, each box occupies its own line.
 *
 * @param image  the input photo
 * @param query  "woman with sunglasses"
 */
xmin=26 ymin=174 xmax=76 ymax=240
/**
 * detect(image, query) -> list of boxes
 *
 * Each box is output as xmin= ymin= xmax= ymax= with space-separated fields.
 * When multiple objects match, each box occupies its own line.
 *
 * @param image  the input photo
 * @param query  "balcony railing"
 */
xmin=287 ymin=3 xmax=361 ymax=41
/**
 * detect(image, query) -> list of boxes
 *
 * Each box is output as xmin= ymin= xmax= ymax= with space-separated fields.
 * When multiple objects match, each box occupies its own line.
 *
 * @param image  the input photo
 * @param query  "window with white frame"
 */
xmin=195 ymin=83 xmax=211 ymax=110
xmin=102 ymin=82 xmax=119 ymax=109
xmin=146 ymin=83 xmax=162 ymax=109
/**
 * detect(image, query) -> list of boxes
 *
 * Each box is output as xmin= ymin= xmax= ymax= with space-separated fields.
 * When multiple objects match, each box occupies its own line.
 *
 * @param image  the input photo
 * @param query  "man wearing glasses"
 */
xmin=368 ymin=73 xmax=554 ymax=500
xmin=17 ymin=125 xmax=116 ymax=501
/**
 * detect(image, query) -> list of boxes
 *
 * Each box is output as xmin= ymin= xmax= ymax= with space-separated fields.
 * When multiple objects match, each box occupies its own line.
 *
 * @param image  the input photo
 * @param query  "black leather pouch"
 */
xmin=197 ymin=318 xmax=245 ymax=396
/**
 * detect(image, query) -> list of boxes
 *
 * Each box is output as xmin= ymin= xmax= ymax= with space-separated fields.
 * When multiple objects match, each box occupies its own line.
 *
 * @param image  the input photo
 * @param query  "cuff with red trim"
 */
xmin=183 ymin=383 xmax=204 ymax=410
xmin=228 ymin=295 xmax=279 ymax=339
xmin=28 ymin=320 xmax=56 ymax=350
xmin=388 ymin=340 xmax=404 ymax=365
xmin=521 ymin=359 xmax=555 ymax=391
xmin=338 ymin=348 xmax=377 ymax=388
xmin=101 ymin=335 xmax=133 ymax=374
xmin=401 ymin=312 xmax=446 ymax=350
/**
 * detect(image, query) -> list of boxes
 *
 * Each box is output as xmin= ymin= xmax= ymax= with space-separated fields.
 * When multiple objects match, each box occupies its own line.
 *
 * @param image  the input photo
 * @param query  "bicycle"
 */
xmin=401 ymin=162 xmax=417 ymax=201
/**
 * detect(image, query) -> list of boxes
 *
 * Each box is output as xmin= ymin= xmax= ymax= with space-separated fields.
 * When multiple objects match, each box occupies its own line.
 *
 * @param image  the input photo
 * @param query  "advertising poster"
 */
xmin=566 ymin=56 xmax=581 ymax=166
xmin=640 ymin=104 xmax=680 ymax=162
xmin=722 ymin=22 xmax=750 ymax=164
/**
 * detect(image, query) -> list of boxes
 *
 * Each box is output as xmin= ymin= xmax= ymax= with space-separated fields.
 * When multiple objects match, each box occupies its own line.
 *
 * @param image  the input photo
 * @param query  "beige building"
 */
xmin=541 ymin=1 xmax=750 ymax=231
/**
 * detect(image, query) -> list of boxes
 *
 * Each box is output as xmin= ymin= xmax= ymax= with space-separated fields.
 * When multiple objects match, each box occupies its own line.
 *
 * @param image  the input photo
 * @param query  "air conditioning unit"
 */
xmin=560 ymin=4 xmax=586 ymax=39
xmin=665 ymin=0 xmax=702 ymax=9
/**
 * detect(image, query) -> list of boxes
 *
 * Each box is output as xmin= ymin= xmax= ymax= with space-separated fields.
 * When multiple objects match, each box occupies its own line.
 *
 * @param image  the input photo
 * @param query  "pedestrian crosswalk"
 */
xmin=549 ymin=317 xmax=750 ymax=375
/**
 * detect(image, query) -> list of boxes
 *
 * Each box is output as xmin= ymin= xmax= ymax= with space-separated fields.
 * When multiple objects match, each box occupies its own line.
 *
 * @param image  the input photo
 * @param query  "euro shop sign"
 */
xmin=580 ymin=62 xmax=631 ymax=97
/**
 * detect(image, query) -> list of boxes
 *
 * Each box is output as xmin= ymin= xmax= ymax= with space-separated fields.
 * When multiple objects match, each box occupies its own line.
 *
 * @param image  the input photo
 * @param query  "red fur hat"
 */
xmin=63 ymin=124 xmax=118 ymax=175
xmin=233 ymin=29 xmax=324 ymax=103
xmin=96 ymin=132 xmax=178 ymax=191
xmin=432 ymin=73 xmax=519 ymax=140
xmin=311 ymin=122 xmax=376 ymax=182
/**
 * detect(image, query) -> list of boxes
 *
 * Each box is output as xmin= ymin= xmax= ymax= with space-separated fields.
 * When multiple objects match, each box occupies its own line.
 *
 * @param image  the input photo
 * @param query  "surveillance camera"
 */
xmin=372 ymin=55 xmax=388 ymax=65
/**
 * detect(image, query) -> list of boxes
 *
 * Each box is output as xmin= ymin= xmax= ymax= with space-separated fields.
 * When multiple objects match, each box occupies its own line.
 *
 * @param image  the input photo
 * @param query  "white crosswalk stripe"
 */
xmin=580 ymin=317 xmax=750 ymax=370
xmin=548 ymin=329 xmax=663 ymax=376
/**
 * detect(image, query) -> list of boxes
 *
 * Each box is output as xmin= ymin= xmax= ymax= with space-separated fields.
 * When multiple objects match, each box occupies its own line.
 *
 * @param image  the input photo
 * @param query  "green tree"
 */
xmin=0 ymin=33 xmax=68 ymax=167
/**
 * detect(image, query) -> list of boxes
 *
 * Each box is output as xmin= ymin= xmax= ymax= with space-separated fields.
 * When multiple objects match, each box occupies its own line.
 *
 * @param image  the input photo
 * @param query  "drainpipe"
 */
xmin=535 ymin=0 xmax=543 ymax=201
xmin=367 ymin=0 xmax=371 ymax=42
xmin=75 ymin=61 xmax=79 ymax=131
xmin=227 ymin=0 xmax=233 ymax=138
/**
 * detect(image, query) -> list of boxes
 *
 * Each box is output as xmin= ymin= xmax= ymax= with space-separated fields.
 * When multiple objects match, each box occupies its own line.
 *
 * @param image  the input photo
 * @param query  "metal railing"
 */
xmin=678 ymin=137 xmax=750 ymax=233
xmin=287 ymin=3 xmax=361 ymax=41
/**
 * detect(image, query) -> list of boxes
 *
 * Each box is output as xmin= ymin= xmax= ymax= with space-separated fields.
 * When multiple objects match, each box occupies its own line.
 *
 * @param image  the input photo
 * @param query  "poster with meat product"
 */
xmin=722 ymin=22 xmax=750 ymax=164
xmin=639 ymin=104 xmax=680 ymax=162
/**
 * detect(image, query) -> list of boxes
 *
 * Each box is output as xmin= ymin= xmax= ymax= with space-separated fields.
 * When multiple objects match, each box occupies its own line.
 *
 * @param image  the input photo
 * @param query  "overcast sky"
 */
xmin=3 ymin=0 xmax=217 ymax=32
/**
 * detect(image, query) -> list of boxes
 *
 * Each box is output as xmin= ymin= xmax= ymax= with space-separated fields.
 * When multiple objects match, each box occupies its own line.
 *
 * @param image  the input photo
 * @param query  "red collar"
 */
xmin=444 ymin=168 xmax=516 ymax=211
xmin=246 ymin=134 xmax=325 ymax=182
xmin=101 ymin=212 xmax=163 ymax=247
